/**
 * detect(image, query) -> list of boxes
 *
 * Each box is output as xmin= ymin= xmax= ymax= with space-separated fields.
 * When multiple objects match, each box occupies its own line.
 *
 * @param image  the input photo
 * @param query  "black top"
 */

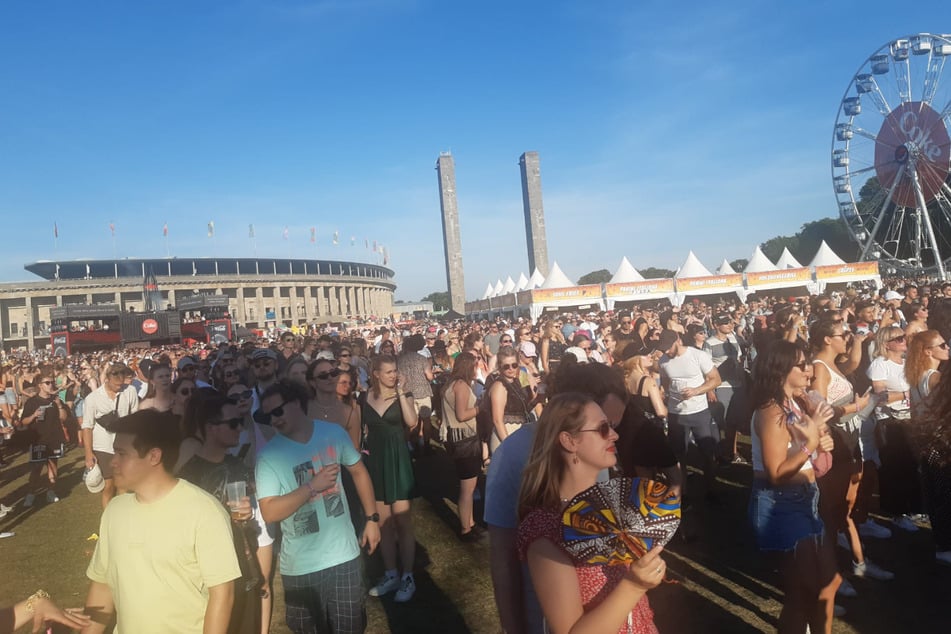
xmin=21 ymin=395 xmax=67 ymax=447
xmin=615 ymin=400 xmax=677 ymax=479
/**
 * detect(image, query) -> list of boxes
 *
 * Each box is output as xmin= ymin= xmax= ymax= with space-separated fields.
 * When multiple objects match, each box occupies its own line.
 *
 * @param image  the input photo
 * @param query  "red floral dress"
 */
xmin=517 ymin=507 xmax=658 ymax=634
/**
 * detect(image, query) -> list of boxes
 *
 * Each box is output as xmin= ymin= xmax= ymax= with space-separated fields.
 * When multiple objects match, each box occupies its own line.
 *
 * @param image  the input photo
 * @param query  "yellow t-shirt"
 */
xmin=87 ymin=479 xmax=241 ymax=634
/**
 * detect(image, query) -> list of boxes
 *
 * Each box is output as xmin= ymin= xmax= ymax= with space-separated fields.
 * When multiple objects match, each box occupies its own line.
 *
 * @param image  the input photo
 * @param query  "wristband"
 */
xmin=305 ymin=481 xmax=318 ymax=498
xmin=26 ymin=589 xmax=50 ymax=614
xmin=799 ymin=442 xmax=812 ymax=456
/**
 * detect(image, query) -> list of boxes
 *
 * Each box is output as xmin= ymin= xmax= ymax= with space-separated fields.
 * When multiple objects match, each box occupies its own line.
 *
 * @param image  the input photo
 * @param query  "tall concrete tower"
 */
xmin=436 ymin=152 xmax=466 ymax=314
xmin=519 ymin=151 xmax=549 ymax=277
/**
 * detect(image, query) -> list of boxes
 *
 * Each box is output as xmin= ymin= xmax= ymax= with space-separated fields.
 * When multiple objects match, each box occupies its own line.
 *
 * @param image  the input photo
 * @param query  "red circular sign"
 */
xmin=874 ymin=101 xmax=951 ymax=208
xmin=141 ymin=319 xmax=159 ymax=335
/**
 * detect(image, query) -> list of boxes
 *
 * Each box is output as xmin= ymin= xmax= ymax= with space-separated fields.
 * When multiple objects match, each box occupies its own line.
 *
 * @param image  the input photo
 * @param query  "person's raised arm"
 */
xmin=202 ymin=582 xmax=234 ymax=634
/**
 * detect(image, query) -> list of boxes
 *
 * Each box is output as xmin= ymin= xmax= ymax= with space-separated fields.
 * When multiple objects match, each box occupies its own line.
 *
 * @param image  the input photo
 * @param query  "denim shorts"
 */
xmin=748 ymin=479 xmax=823 ymax=552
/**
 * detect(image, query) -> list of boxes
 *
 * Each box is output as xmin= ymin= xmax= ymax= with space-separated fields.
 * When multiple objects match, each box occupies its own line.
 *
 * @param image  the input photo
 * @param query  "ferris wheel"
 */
xmin=832 ymin=33 xmax=951 ymax=279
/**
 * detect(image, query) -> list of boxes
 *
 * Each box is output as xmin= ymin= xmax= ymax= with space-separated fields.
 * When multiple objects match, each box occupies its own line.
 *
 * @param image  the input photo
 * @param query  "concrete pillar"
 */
xmin=303 ymin=287 xmax=313 ymax=323
xmin=256 ymin=287 xmax=265 ymax=326
xmin=236 ymin=286 xmax=246 ymax=324
xmin=346 ymin=287 xmax=354 ymax=317
xmin=288 ymin=286 xmax=298 ymax=323
xmin=86 ymin=293 xmax=93 ymax=305
xmin=25 ymin=296 xmax=34 ymax=351
xmin=167 ymin=289 xmax=176 ymax=309
xmin=520 ymin=151 xmax=550 ymax=278
xmin=436 ymin=153 xmax=466 ymax=314
xmin=114 ymin=292 xmax=122 ymax=311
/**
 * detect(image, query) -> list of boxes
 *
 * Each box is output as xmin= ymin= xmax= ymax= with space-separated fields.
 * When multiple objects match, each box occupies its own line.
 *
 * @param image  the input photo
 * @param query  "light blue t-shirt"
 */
xmin=255 ymin=421 xmax=361 ymax=576
xmin=484 ymin=424 xmax=537 ymax=529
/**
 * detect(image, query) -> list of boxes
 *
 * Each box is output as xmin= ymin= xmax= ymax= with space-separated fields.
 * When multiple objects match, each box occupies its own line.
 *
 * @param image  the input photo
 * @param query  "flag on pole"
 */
xmin=372 ymin=240 xmax=377 ymax=251
xmin=207 ymin=221 xmax=215 ymax=238
xmin=283 ymin=226 xmax=289 ymax=240
xmin=249 ymin=224 xmax=255 ymax=239
xmin=109 ymin=222 xmax=115 ymax=237
xmin=350 ymin=236 xmax=355 ymax=247
xmin=333 ymin=230 xmax=339 ymax=246
xmin=365 ymin=238 xmax=369 ymax=249
xmin=383 ymin=247 xmax=389 ymax=266
xmin=54 ymin=222 xmax=58 ymax=238
xmin=163 ymin=222 xmax=168 ymax=237
xmin=310 ymin=227 xmax=316 ymax=243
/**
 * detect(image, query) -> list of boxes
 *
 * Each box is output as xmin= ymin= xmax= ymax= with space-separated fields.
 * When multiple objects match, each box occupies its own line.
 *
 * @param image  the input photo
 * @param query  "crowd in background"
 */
xmin=1 ymin=276 xmax=951 ymax=633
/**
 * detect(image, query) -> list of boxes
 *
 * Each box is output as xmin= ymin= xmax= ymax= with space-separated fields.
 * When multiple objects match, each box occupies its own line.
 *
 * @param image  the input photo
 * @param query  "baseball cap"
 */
xmin=883 ymin=290 xmax=903 ymax=302
xmin=84 ymin=463 xmax=105 ymax=494
xmin=315 ymin=350 xmax=336 ymax=361
xmin=177 ymin=357 xmax=196 ymax=370
xmin=564 ymin=346 xmax=589 ymax=363
xmin=714 ymin=314 xmax=733 ymax=326
xmin=654 ymin=329 xmax=681 ymax=354
xmin=251 ymin=348 xmax=278 ymax=362
xmin=518 ymin=341 xmax=537 ymax=358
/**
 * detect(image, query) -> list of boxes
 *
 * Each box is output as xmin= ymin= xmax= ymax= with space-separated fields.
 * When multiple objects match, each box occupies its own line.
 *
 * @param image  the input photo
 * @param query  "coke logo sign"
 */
xmin=141 ymin=319 xmax=159 ymax=335
xmin=899 ymin=111 xmax=943 ymax=161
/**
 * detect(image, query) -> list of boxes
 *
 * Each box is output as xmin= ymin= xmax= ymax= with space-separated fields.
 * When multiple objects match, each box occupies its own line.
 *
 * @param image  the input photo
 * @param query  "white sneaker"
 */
xmin=857 ymin=519 xmax=892 ymax=539
xmin=394 ymin=576 xmax=416 ymax=603
xmin=853 ymin=559 xmax=894 ymax=580
xmin=0 ymin=531 xmax=13 ymax=539
xmin=0 ymin=503 xmax=12 ymax=513
xmin=936 ymin=551 xmax=951 ymax=566
xmin=368 ymin=574 xmax=400 ymax=597
xmin=837 ymin=577 xmax=857 ymax=597
xmin=46 ymin=491 xmax=59 ymax=504
xmin=892 ymin=514 xmax=919 ymax=532
xmin=23 ymin=494 xmax=35 ymax=508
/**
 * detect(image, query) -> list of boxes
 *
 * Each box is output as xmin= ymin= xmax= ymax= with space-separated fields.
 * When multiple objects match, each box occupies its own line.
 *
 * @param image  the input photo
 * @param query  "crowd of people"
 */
xmin=1 ymin=278 xmax=951 ymax=633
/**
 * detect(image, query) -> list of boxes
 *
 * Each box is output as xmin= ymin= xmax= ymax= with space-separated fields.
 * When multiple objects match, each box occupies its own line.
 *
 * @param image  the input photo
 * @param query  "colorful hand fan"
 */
xmin=561 ymin=477 xmax=681 ymax=566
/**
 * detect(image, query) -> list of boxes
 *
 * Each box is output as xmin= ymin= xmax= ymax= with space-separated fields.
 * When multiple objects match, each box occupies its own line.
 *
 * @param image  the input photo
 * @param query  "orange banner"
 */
xmin=531 ymin=285 xmax=602 ymax=303
xmin=605 ymin=279 xmax=675 ymax=298
xmin=815 ymin=261 xmax=880 ymax=280
xmin=746 ymin=267 xmax=812 ymax=287
xmin=675 ymin=274 xmax=743 ymax=293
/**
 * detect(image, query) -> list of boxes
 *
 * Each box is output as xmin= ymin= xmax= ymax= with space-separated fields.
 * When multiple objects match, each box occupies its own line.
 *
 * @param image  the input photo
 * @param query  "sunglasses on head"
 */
xmin=209 ymin=417 xmax=243 ymax=430
xmin=229 ymin=389 xmax=253 ymax=403
xmin=315 ymin=369 xmax=342 ymax=380
xmin=576 ymin=420 xmax=616 ymax=439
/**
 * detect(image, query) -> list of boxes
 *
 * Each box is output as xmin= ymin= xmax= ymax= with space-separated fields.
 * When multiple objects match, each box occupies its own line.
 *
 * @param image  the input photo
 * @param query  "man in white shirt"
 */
xmin=82 ymin=363 xmax=139 ymax=509
xmin=658 ymin=330 xmax=721 ymax=501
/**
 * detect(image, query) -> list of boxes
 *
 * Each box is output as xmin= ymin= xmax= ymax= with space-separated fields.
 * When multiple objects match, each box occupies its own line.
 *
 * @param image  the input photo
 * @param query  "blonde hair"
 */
xmin=873 ymin=325 xmax=904 ymax=359
xmin=517 ymin=392 xmax=595 ymax=521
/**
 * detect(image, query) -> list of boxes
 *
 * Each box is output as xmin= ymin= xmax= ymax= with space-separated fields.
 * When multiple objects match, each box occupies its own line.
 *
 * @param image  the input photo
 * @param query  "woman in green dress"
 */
xmin=362 ymin=354 xmax=419 ymax=603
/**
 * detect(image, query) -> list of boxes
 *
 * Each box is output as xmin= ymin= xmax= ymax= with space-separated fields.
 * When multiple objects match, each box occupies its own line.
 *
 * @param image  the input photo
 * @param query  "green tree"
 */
xmin=640 ymin=267 xmax=676 ymax=279
xmin=760 ymin=218 xmax=857 ymax=264
xmin=421 ymin=291 xmax=451 ymax=311
xmin=577 ymin=269 xmax=612 ymax=285
xmin=730 ymin=258 xmax=749 ymax=271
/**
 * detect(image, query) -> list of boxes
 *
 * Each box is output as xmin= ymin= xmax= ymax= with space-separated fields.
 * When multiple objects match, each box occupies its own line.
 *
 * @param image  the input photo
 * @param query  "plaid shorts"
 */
xmin=282 ymin=557 xmax=366 ymax=634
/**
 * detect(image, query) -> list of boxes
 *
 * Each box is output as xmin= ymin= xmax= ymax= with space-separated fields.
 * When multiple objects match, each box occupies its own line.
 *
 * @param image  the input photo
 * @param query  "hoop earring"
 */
xmin=571 ymin=453 xmax=580 ymax=465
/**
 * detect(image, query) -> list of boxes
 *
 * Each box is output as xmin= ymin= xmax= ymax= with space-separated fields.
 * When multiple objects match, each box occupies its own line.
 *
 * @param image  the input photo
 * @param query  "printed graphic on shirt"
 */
xmin=313 ymin=446 xmax=344 ymax=519
xmin=291 ymin=461 xmax=319 ymax=535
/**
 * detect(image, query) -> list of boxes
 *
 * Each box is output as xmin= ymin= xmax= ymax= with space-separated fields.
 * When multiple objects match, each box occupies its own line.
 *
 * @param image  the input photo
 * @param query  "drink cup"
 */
xmin=225 ymin=481 xmax=247 ymax=516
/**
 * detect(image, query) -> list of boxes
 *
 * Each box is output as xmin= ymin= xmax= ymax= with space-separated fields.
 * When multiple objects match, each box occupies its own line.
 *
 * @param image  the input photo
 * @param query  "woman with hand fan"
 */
xmin=749 ymin=340 xmax=839 ymax=634
xmin=517 ymin=393 xmax=664 ymax=634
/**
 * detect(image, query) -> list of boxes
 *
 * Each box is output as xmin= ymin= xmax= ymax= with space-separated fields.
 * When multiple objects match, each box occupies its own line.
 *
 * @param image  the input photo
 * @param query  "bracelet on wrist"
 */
xmin=799 ymin=442 xmax=812 ymax=456
xmin=26 ymin=589 xmax=50 ymax=614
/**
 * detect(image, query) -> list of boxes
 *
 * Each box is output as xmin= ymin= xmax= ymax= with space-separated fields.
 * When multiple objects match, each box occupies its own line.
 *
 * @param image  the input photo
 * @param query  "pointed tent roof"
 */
xmin=675 ymin=251 xmax=713 ymax=278
xmin=776 ymin=247 xmax=803 ymax=269
xmin=529 ymin=268 xmax=545 ymax=289
xmin=609 ymin=257 xmax=645 ymax=283
xmin=716 ymin=259 xmax=736 ymax=275
xmin=540 ymin=262 xmax=574 ymax=289
xmin=744 ymin=246 xmax=778 ymax=273
xmin=501 ymin=276 xmax=516 ymax=294
xmin=482 ymin=283 xmax=494 ymax=299
xmin=515 ymin=272 xmax=529 ymax=291
xmin=493 ymin=279 xmax=504 ymax=296
xmin=808 ymin=241 xmax=846 ymax=267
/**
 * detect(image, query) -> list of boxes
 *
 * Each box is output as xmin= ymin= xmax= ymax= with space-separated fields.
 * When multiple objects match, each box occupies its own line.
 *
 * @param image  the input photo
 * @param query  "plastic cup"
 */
xmin=225 ymin=481 xmax=246 ymax=505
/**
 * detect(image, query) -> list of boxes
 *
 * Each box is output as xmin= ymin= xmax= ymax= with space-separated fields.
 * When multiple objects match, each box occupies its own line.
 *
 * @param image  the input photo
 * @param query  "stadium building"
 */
xmin=0 ymin=257 xmax=395 ymax=351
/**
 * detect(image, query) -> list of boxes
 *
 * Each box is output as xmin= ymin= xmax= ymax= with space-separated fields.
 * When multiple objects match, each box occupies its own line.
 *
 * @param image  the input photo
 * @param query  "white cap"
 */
xmin=883 ymin=290 xmax=903 ymax=301
xmin=84 ymin=463 xmax=105 ymax=494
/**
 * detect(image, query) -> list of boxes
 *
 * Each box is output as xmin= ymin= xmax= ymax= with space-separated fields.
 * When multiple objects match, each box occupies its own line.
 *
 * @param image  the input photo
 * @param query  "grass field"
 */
xmin=1 ymin=441 xmax=947 ymax=633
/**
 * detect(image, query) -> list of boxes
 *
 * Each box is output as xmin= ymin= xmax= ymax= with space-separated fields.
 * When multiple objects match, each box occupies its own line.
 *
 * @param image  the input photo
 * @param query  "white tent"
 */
xmin=776 ymin=247 xmax=803 ymax=269
xmin=808 ymin=241 xmax=847 ymax=268
xmin=493 ymin=279 xmax=504 ymax=296
xmin=716 ymin=259 xmax=737 ymax=275
xmin=514 ymin=272 xmax=529 ymax=292
xmin=501 ymin=276 xmax=516 ymax=294
xmin=540 ymin=262 xmax=574 ymax=289
xmin=675 ymin=251 xmax=713 ymax=278
xmin=482 ymin=283 xmax=494 ymax=300
xmin=744 ymin=246 xmax=778 ymax=273
xmin=529 ymin=268 xmax=546 ymax=289
xmin=609 ymin=257 xmax=645 ymax=283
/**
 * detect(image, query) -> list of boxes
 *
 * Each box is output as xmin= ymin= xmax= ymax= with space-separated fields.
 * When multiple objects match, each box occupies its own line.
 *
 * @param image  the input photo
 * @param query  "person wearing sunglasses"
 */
xmin=749 ymin=339 xmax=839 ymax=633
xmin=306 ymin=360 xmax=359 ymax=450
xmin=178 ymin=391 xmax=269 ymax=634
xmin=809 ymin=319 xmax=888 ymax=596
xmin=867 ymin=325 xmax=922 ymax=534
xmin=517 ymin=392 xmax=664 ymax=634
xmin=19 ymin=372 xmax=70 ymax=507
xmin=255 ymin=380 xmax=381 ymax=633
xmin=486 ymin=347 xmax=534 ymax=455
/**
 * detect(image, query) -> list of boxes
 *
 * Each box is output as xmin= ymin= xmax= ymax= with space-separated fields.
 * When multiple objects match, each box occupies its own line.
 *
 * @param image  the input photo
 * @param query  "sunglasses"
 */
xmin=254 ymin=400 xmax=290 ymax=426
xmin=500 ymin=362 xmax=519 ymax=370
xmin=314 ymin=369 xmax=342 ymax=380
xmin=576 ymin=421 xmax=616 ymax=439
xmin=209 ymin=417 xmax=243 ymax=430
xmin=229 ymin=389 xmax=253 ymax=402
xmin=889 ymin=335 xmax=907 ymax=343
xmin=930 ymin=341 xmax=950 ymax=350
xmin=500 ymin=339 xmax=513 ymax=344
xmin=338 ymin=353 xmax=351 ymax=358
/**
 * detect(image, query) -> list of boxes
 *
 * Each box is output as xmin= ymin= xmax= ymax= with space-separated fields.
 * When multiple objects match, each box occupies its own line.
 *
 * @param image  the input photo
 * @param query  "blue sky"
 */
xmin=1 ymin=1 xmax=947 ymax=301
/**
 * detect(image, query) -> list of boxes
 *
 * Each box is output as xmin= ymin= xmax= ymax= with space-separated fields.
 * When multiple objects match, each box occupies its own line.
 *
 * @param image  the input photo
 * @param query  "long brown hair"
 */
xmin=905 ymin=330 xmax=942 ymax=389
xmin=517 ymin=392 xmax=595 ymax=521
xmin=370 ymin=354 xmax=397 ymax=397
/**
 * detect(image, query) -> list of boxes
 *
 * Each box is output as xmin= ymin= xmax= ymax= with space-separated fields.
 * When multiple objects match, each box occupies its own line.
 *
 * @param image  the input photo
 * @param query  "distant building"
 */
xmin=0 ymin=257 xmax=395 ymax=351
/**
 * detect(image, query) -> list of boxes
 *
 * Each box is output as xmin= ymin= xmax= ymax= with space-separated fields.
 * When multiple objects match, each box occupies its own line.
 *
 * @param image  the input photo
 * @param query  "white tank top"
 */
xmin=751 ymin=401 xmax=813 ymax=474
